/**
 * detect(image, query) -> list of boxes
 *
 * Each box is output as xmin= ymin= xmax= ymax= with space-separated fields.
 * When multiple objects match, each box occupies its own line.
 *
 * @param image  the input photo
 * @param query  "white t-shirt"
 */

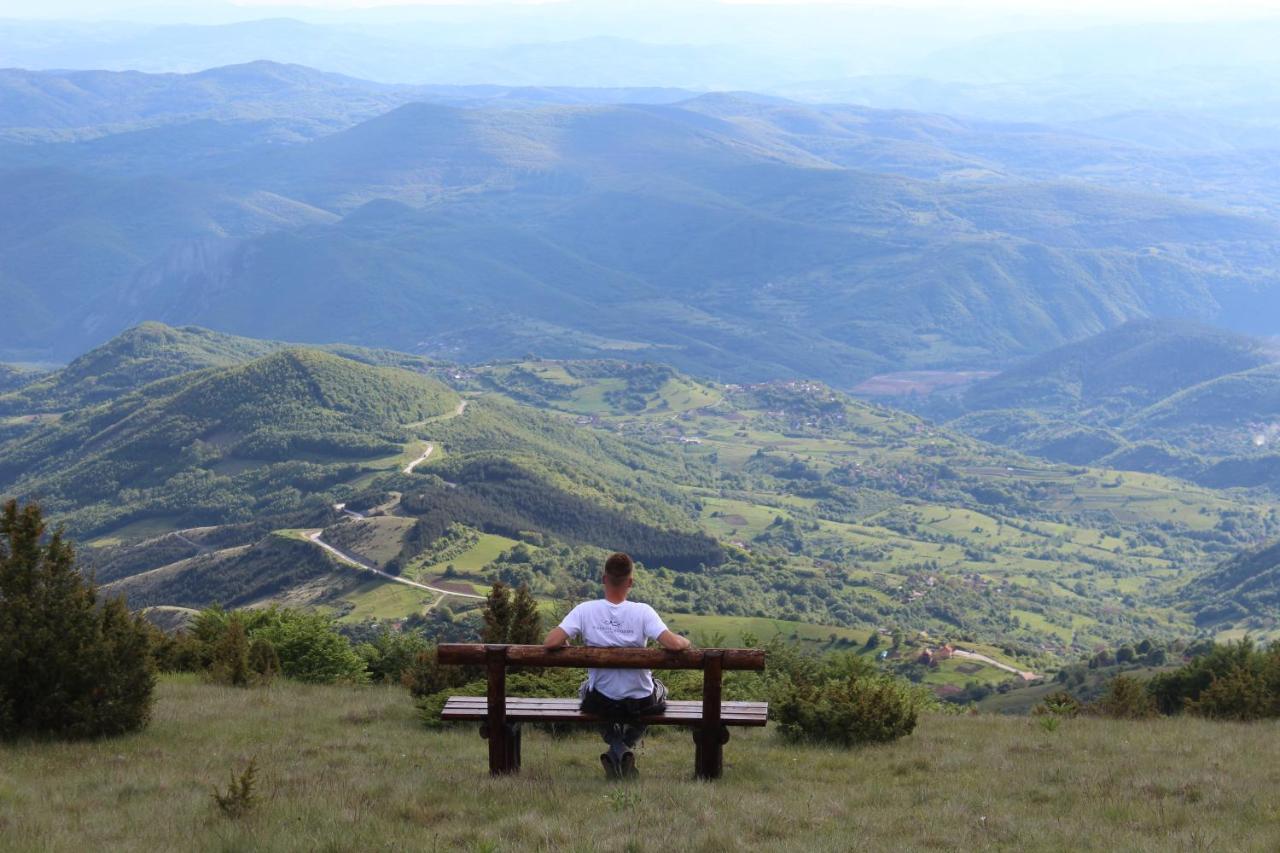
xmin=558 ymin=599 xmax=669 ymax=700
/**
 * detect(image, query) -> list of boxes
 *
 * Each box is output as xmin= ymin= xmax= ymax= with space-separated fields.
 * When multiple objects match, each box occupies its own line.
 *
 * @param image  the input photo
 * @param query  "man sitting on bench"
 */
xmin=543 ymin=552 xmax=691 ymax=778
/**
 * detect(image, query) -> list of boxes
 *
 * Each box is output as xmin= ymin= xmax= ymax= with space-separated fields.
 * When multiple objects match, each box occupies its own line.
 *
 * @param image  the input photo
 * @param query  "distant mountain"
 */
xmin=0 ymin=18 xmax=776 ymax=90
xmin=4 ymin=73 xmax=1280 ymax=378
xmin=943 ymin=321 xmax=1280 ymax=483
xmin=961 ymin=320 xmax=1272 ymax=414
xmin=0 ymin=166 xmax=336 ymax=358
xmin=0 ymin=62 xmax=405 ymax=140
xmin=0 ymin=62 xmax=696 ymax=144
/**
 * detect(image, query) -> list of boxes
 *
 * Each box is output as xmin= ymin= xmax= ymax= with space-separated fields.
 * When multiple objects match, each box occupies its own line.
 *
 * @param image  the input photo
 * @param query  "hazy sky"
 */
xmin=1 ymin=0 xmax=1277 ymax=19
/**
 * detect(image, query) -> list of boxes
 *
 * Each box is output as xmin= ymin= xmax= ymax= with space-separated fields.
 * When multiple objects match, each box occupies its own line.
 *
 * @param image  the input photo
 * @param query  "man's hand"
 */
xmin=657 ymin=629 xmax=691 ymax=651
xmin=543 ymin=627 xmax=570 ymax=650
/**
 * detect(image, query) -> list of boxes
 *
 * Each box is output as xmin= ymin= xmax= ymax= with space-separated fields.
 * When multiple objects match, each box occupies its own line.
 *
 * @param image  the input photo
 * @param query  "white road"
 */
xmin=304 ymin=529 xmax=484 ymax=600
xmin=952 ymin=648 xmax=1038 ymax=681
xmin=402 ymin=444 xmax=435 ymax=475
xmin=401 ymin=399 xmax=469 ymax=474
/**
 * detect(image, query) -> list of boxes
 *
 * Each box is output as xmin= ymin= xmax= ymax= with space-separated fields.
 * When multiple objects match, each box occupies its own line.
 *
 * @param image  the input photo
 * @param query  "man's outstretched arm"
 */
xmin=657 ymin=629 xmax=691 ymax=651
xmin=544 ymin=627 xmax=570 ymax=649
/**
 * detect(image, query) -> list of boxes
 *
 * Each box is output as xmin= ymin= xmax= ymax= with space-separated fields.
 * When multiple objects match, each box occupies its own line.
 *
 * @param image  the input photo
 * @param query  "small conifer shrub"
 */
xmin=0 ymin=500 xmax=156 ymax=740
xmin=212 ymin=757 xmax=259 ymax=819
xmin=1092 ymin=675 xmax=1158 ymax=720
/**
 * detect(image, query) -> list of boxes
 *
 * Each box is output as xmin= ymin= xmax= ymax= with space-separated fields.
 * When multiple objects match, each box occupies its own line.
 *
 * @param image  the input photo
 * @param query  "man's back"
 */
xmin=559 ymin=598 xmax=667 ymax=700
xmin=542 ymin=551 xmax=690 ymax=778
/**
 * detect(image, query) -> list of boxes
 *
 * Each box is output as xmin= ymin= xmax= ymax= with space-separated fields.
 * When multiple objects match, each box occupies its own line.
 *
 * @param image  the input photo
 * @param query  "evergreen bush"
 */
xmin=0 ymin=500 xmax=155 ymax=739
xmin=207 ymin=614 xmax=253 ymax=687
xmin=774 ymin=673 xmax=921 ymax=747
xmin=1092 ymin=675 xmax=1157 ymax=720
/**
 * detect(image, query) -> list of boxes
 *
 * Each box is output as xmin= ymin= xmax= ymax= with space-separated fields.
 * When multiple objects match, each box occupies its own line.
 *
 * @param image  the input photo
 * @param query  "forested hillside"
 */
xmin=9 ymin=328 xmax=1277 ymax=670
xmin=0 ymin=348 xmax=459 ymax=534
xmin=939 ymin=320 xmax=1280 ymax=488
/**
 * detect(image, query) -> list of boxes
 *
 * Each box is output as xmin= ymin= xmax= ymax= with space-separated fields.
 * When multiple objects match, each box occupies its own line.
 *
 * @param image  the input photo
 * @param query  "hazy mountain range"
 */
xmin=2 ymin=62 xmax=1279 ymax=384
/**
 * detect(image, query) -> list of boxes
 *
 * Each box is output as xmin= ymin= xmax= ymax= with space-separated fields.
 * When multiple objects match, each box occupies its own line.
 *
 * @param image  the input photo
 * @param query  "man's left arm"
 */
xmin=544 ymin=603 xmax=582 ymax=649
xmin=657 ymin=629 xmax=691 ymax=651
xmin=644 ymin=605 xmax=691 ymax=651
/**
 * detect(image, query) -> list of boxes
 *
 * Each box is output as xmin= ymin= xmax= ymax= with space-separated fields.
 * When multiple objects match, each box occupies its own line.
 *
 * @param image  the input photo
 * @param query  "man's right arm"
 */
xmin=543 ymin=627 xmax=570 ymax=649
xmin=657 ymin=629 xmax=691 ymax=651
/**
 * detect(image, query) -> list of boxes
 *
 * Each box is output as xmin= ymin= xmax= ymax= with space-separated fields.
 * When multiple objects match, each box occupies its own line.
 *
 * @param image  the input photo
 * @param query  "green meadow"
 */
xmin=3 ymin=677 xmax=1278 ymax=852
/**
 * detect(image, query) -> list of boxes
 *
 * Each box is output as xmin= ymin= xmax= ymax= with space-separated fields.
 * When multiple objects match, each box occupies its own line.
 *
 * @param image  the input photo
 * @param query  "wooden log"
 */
xmin=438 ymin=644 xmax=765 ymax=671
xmin=696 ymin=650 xmax=724 ymax=780
xmin=486 ymin=646 xmax=513 ymax=775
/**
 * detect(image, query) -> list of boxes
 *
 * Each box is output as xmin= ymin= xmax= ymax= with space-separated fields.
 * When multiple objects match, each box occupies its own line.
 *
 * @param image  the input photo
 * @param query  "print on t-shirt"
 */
xmin=558 ymin=599 xmax=668 ymax=700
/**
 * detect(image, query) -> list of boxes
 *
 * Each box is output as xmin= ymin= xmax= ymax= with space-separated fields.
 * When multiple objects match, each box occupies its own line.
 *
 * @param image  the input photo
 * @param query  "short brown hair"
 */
xmin=603 ymin=552 xmax=634 ymax=586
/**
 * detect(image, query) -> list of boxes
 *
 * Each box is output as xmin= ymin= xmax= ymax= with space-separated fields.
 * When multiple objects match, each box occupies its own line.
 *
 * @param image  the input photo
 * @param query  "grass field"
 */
xmin=3 ymin=678 xmax=1278 ymax=852
xmin=335 ymin=579 xmax=436 ymax=624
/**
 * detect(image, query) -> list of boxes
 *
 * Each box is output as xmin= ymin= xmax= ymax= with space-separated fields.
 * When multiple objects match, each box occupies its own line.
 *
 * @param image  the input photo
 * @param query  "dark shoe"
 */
xmin=619 ymin=750 xmax=638 ymax=779
xmin=600 ymin=751 xmax=622 ymax=780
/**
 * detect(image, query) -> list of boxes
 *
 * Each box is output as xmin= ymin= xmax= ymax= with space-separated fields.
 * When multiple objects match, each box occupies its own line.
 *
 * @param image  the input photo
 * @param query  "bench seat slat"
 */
xmin=441 ymin=696 xmax=768 ymax=727
xmin=442 ymin=698 xmax=767 ymax=712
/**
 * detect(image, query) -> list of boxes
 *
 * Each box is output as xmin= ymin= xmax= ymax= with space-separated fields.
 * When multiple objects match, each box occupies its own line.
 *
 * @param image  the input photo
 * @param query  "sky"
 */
xmin=1 ymin=0 xmax=1277 ymax=19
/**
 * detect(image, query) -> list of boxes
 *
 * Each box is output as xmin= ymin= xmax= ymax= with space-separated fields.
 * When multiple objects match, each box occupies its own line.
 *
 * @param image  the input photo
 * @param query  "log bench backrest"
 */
xmin=435 ymin=643 xmax=767 ymax=779
xmin=436 ymin=644 xmax=766 ymax=670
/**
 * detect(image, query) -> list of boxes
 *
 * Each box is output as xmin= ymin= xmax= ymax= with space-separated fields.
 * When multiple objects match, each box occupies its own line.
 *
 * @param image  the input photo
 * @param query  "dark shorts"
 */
xmin=579 ymin=680 xmax=668 ymax=748
xmin=578 ymin=679 xmax=669 ymax=720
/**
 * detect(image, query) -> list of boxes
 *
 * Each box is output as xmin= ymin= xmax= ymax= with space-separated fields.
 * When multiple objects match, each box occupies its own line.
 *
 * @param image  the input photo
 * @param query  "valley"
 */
xmin=4 ymin=324 xmax=1277 ymax=697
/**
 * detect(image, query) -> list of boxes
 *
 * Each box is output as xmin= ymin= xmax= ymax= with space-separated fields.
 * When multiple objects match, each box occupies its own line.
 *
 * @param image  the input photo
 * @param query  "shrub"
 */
xmin=1149 ymin=639 xmax=1280 ymax=718
xmin=248 ymin=638 xmax=281 ymax=683
xmin=1092 ymin=676 xmax=1157 ymax=720
xmin=0 ymin=500 xmax=155 ymax=740
xmin=1186 ymin=666 xmax=1275 ymax=721
xmin=184 ymin=605 xmax=367 ymax=684
xmin=212 ymin=757 xmax=259 ymax=819
xmin=774 ymin=673 xmax=921 ymax=746
xmin=207 ymin=614 xmax=253 ymax=687
xmin=1033 ymin=690 xmax=1082 ymax=718
xmin=403 ymin=646 xmax=471 ymax=699
xmin=359 ymin=629 xmax=430 ymax=684
xmin=249 ymin=609 xmax=368 ymax=684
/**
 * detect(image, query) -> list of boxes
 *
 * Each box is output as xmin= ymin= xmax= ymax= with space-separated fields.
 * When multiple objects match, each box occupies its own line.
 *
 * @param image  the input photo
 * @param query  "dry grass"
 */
xmin=3 ymin=676 xmax=1280 ymax=851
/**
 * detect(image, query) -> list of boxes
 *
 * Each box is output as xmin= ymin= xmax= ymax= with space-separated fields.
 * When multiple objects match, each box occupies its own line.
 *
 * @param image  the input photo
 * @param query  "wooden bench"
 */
xmin=437 ymin=643 xmax=768 ymax=780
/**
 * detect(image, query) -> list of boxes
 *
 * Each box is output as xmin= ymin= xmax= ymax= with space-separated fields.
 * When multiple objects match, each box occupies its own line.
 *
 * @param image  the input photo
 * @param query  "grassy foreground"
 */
xmin=2 ymin=677 xmax=1279 ymax=852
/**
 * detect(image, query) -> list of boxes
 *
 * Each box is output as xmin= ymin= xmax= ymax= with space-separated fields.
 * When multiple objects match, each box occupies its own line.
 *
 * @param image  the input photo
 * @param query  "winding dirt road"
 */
xmin=304 ymin=529 xmax=484 ymax=600
xmin=402 ymin=444 xmax=435 ymax=475
xmin=953 ymin=648 xmax=1038 ymax=681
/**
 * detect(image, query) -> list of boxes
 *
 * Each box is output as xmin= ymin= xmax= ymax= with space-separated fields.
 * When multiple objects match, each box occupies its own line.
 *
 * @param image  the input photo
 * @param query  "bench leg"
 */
xmin=508 ymin=723 xmax=522 ymax=772
xmin=478 ymin=723 xmax=521 ymax=775
xmin=693 ymin=725 xmax=730 ymax=780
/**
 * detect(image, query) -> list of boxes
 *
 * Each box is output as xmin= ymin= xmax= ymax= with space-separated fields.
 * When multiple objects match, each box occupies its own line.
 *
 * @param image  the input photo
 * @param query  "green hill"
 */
xmin=0 ymin=348 xmax=459 ymax=535
xmin=0 ymin=322 xmax=277 ymax=415
xmin=0 ymin=321 xmax=447 ymax=416
xmin=5 ymin=331 xmax=1279 ymax=663
xmin=1182 ymin=540 xmax=1280 ymax=631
